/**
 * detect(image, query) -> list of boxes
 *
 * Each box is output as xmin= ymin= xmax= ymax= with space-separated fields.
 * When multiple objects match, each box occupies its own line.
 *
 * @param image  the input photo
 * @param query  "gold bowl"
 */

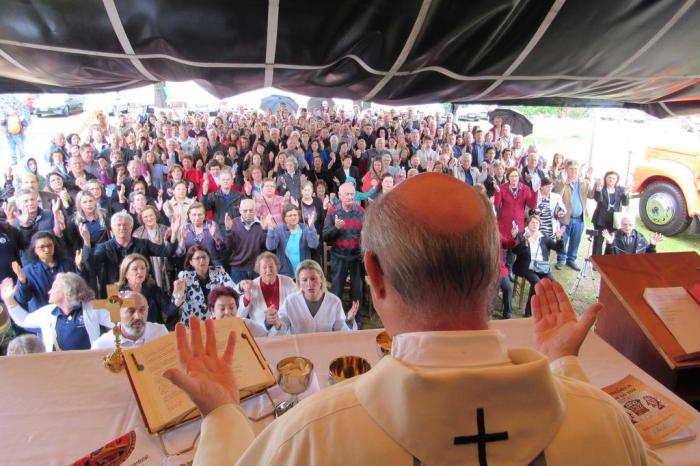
xmin=328 ymin=356 xmax=371 ymax=385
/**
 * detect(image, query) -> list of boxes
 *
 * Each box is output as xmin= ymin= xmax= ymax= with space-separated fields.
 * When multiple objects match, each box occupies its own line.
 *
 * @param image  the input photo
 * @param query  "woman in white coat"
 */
xmin=0 ymin=272 xmax=112 ymax=352
xmin=268 ymin=260 xmax=358 ymax=336
xmin=236 ymin=252 xmax=296 ymax=332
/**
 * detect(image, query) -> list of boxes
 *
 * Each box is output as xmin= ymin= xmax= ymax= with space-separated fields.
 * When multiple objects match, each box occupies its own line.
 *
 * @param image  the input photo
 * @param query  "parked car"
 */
xmin=34 ymin=94 xmax=84 ymax=117
xmin=633 ymin=146 xmax=699 ymax=236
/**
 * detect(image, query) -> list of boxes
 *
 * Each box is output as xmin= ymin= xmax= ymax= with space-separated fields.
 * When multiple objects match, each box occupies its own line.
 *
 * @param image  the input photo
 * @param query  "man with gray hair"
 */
xmin=81 ymin=210 xmax=180 ymax=297
xmin=91 ymin=291 xmax=168 ymax=349
xmin=602 ymin=216 xmax=664 ymax=255
xmin=164 ymin=173 xmax=661 ymax=466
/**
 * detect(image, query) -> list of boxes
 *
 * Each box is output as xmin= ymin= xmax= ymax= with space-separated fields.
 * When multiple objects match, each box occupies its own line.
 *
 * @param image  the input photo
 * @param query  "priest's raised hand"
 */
xmin=163 ymin=316 xmax=240 ymax=417
xmin=531 ymin=279 xmax=602 ymax=360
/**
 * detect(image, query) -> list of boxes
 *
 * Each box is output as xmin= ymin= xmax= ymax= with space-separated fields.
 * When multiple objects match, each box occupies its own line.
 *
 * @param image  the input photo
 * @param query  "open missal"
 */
xmin=123 ymin=317 xmax=275 ymax=434
xmin=602 ymin=374 xmax=696 ymax=448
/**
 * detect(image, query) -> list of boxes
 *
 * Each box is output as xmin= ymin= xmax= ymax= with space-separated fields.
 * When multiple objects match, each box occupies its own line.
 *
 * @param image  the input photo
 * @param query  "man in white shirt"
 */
xmin=164 ymin=174 xmax=662 ymax=466
xmin=91 ymin=292 xmax=167 ymax=349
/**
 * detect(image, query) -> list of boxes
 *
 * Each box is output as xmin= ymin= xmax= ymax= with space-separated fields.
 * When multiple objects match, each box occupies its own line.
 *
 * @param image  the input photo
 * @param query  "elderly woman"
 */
xmin=268 ymin=260 xmax=357 ymax=336
xmin=255 ymin=177 xmax=286 ymax=226
xmin=173 ymin=245 xmax=235 ymax=323
xmin=236 ymin=252 xmax=296 ymax=329
xmin=177 ymin=202 xmax=226 ymax=263
xmin=14 ymin=232 xmax=79 ymax=312
xmin=277 ymin=157 xmax=303 ymax=200
xmin=46 ymin=171 xmax=74 ymax=214
xmin=510 ymin=215 xmax=565 ymax=317
xmin=132 ymin=205 xmax=172 ymax=291
xmin=266 ymin=204 xmax=319 ymax=278
xmin=207 ymin=286 xmax=267 ymax=337
xmin=1 ymin=272 xmax=112 ymax=351
xmin=116 ymin=253 xmax=178 ymax=328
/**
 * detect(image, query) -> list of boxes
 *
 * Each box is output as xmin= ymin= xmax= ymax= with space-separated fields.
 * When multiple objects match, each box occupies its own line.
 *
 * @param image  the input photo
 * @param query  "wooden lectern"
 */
xmin=592 ymin=251 xmax=700 ymax=407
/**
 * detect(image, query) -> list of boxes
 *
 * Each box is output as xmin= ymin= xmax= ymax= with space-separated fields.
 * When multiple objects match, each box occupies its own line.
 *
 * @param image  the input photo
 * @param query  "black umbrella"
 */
xmin=488 ymin=108 xmax=533 ymax=137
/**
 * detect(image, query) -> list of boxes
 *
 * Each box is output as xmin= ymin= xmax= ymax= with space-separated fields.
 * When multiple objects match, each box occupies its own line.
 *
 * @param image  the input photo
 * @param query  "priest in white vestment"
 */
xmin=164 ymin=174 xmax=664 ymax=466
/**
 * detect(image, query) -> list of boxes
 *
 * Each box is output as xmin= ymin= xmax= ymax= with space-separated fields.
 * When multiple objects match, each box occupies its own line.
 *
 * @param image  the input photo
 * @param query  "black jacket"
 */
xmin=512 ymin=233 xmax=563 ymax=276
xmin=592 ymin=187 xmax=629 ymax=229
xmin=83 ymin=237 xmax=177 ymax=298
xmin=202 ymin=189 xmax=245 ymax=227
xmin=333 ymin=166 xmax=360 ymax=186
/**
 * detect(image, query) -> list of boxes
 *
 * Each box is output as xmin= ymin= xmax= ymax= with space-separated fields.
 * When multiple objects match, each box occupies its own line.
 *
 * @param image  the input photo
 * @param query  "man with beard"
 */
xmin=91 ymin=291 xmax=168 ymax=349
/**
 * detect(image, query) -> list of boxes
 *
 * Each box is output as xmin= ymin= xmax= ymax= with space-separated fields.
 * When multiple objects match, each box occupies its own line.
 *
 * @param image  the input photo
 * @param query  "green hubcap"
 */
xmin=645 ymin=193 xmax=675 ymax=226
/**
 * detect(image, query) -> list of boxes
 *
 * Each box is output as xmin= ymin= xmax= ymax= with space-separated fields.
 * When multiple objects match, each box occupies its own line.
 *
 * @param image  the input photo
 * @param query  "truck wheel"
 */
xmin=639 ymin=181 xmax=691 ymax=236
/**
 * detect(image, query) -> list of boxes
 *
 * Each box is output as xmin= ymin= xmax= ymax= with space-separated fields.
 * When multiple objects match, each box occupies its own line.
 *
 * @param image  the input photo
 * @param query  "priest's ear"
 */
xmin=364 ymin=250 xmax=386 ymax=300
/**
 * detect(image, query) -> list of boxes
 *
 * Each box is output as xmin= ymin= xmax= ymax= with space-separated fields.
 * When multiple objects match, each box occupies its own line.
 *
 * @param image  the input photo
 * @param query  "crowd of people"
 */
xmin=0 ymin=102 xmax=663 ymax=353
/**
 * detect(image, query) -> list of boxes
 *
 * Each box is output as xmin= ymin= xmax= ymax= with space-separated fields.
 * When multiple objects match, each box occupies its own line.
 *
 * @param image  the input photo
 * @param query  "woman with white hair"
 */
xmin=0 ymin=272 xmax=112 ymax=351
xmin=237 ymin=252 xmax=296 ymax=329
xmin=268 ymin=260 xmax=358 ymax=336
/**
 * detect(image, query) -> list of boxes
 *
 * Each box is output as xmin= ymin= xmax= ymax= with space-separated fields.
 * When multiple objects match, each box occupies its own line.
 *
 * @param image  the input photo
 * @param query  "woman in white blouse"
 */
xmin=236 ymin=252 xmax=296 ymax=331
xmin=268 ymin=260 xmax=358 ymax=336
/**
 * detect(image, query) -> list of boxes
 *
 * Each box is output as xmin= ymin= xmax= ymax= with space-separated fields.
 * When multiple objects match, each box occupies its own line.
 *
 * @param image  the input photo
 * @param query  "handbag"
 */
xmin=531 ymin=241 xmax=551 ymax=274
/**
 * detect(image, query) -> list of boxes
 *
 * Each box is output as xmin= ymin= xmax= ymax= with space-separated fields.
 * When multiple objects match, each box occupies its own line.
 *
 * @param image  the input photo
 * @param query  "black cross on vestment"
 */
xmin=454 ymin=408 xmax=509 ymax=466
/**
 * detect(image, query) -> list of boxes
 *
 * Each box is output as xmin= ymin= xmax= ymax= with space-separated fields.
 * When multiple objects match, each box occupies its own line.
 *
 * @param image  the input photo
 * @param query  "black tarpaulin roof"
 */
xmin=1 ymin=0 xmax=699 ymax=117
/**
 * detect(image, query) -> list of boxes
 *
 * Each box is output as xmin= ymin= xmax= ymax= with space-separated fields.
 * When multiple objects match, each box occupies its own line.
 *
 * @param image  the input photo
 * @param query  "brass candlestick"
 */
xmin=103 ymin=325 xmax=125 ymax=372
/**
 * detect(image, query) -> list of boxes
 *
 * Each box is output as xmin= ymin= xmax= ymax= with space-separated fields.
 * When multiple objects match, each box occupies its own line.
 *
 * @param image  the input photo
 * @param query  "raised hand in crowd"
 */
xmin=307 ymin=211 xmax=316 ymax=228
xmin=79 ymin=223 xmax=91 ymax=247
xmin=511 ymin=223 xmax=519 ymax=238
xmin=202 ymin=177 xmax=210 ymax=195
xmin=173 ymin=279 xmax=186 ymax=307
xmin=207 ymin=220 xmax=219 ymax=240
xmin=11 ymin=261 xmax=26 ymax=284
xmin=2 ymin=201 xmax=16 ymax=225
xmin=322 ymin=195 xmax=330 ymax=210
xmin=595 ymin=177 xmax=603 ymax=190
xmin=586 ymin=165 xmax=594 ymax=179
xmin=347 ymin=300 xmax=359 ymax=321
xmin=239 ymin=279 xmax=252 ymax=300
xmin=555 ymin=225 xmax=566 ymax=239
xmin=118 ymin=184 xmax=127 ymax=204
xmin=224 ymin=212 xmax=234 ymax=232
xmin=195 ymin=160 xmax=203 ymax=169
xmin=532 ymin=279 xmax=602 ymax=360
xmin=155 ymin=190 xmax=164 ymax=211
xmin=58 ymin=188 xmax=72 ymax=208
xmin=52 ymin=199 xmax=65 ymax=237
xmin=334 ymin=214 xmax=345 ymax=230
xmin=74 ymin=249 xmax=83 ymax=271
xmin=264 ymin=214 xmax=275 ymax=230
xmin=265 ymin=305 xmax=281 ymax=329
xmin=602 ymin=229 xmax=615 ymax=244
xmin=650 ymin=232 xmax=664 ymax=245
xmin=0 ymin=277 xmax=17 ymax=305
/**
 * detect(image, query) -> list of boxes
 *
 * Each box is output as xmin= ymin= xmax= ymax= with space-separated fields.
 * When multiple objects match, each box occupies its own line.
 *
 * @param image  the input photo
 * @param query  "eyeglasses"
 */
xmin=191 ymin=255 xmax=209 ymax=261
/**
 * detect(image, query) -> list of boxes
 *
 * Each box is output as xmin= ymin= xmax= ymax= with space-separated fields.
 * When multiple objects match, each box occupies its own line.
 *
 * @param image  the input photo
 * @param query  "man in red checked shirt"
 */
xmin=322 ymin=182 xmax=364 ymax=316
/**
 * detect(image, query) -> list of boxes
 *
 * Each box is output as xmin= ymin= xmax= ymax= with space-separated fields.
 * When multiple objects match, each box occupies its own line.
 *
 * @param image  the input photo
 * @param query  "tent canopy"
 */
xmin=1 ymin=0 xmax=699 ymax=118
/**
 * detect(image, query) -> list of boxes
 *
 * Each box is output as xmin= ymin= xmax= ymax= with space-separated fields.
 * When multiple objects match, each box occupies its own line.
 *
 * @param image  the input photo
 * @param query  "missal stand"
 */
xmin=592 ymin=252 xmax=700 ymax=408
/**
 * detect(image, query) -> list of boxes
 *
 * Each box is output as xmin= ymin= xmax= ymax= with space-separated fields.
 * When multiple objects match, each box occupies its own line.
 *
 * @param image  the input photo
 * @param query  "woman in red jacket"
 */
xmin=493 ymin=167 xmax=537 ymax=241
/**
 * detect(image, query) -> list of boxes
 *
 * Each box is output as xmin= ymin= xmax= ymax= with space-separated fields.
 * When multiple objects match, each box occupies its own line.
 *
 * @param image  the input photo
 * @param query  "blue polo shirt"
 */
xmin=83 ymin=219 xmax=105 ymax=244
xmin=52 ymin=306 xmax=91 ymax=350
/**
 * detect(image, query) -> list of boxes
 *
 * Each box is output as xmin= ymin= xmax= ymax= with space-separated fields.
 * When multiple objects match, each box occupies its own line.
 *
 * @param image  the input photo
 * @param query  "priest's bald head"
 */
xmin=363 ymin=173 xmax=499 ymax=334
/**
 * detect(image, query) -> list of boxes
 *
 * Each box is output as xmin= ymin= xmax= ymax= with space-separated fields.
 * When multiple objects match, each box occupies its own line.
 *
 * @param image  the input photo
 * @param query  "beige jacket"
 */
xmin=553 ymin=178 xmax=593 ymax=224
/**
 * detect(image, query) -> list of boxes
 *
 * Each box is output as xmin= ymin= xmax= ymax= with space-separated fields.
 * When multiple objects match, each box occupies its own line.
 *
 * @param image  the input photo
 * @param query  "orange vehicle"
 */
xmin=632 ymin=147 xmax=700 ymax=236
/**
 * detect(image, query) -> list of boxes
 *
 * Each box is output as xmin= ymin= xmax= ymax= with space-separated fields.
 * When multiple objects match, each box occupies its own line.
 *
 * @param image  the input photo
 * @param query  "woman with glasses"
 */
xmin=14 ymin=231 xmax=80 ymax=312
xmin=173 ymin=245 xmax=235 ymax=323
